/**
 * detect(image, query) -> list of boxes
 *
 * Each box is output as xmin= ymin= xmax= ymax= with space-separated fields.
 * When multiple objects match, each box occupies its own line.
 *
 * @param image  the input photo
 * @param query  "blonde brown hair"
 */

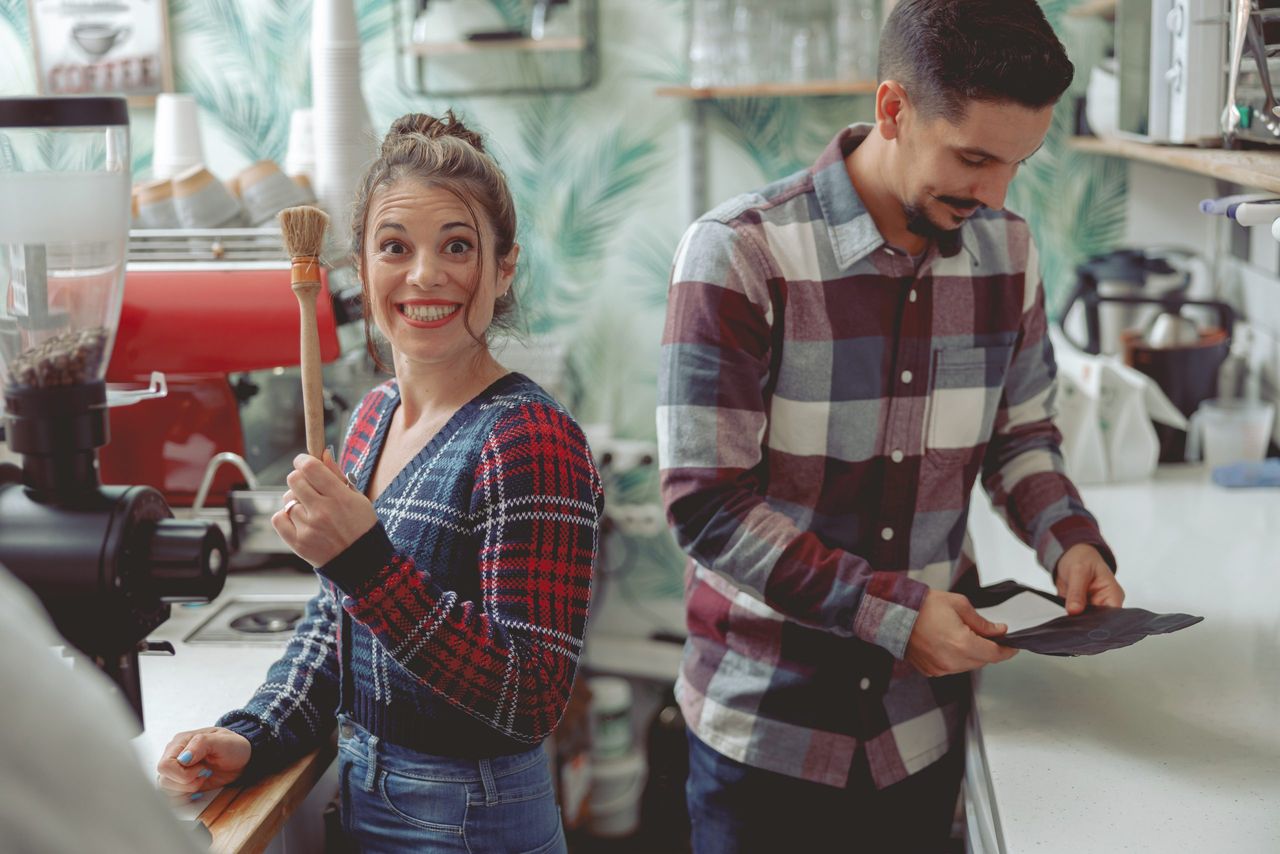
xmin=352 ymin=110 xmax=519 ymax=372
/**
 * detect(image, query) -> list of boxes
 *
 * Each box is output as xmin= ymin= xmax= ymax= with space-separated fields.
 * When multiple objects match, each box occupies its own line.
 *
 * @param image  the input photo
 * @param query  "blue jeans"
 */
xmin=686 ymin=730 xmax=963 ymax=854
xmin=337 ymin=715 xmax=567 ymax=853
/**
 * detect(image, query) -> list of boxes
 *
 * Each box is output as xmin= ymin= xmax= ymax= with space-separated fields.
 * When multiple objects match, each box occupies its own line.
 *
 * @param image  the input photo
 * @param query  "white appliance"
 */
xmin=1163 ymin=0 xmax=1227 ymax=143
xmin=1116 ymin=0 xmax=1226 ymax=144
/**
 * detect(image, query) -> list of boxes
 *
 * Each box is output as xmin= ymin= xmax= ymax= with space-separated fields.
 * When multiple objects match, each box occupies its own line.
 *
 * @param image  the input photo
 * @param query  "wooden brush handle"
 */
xmin=291 ymin=258 xmax=325 ymax=459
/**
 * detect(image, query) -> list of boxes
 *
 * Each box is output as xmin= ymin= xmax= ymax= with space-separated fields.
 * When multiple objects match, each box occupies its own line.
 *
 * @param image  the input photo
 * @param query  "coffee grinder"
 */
xmin=0 ymin=97 xmax=227 ymax=727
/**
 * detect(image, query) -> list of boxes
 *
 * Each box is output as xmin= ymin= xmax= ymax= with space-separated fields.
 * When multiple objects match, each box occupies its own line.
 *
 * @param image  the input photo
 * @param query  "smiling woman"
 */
xmin=361 ymin=185 xmax=513 ymax=372
xmin=352 ymin=110 xmax=520 ymax=373
xmin=156 ymin=112 xmax=603 ymax=854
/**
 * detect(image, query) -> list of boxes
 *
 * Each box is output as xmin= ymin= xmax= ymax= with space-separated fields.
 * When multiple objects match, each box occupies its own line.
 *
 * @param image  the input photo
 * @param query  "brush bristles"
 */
xmin=279 ymin=205 xmax=330 ymax=259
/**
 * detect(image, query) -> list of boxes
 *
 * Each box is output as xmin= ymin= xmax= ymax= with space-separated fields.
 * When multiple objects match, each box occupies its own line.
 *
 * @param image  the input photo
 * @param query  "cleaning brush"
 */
xmin=278 ymin=205 xmax=329 ymax=460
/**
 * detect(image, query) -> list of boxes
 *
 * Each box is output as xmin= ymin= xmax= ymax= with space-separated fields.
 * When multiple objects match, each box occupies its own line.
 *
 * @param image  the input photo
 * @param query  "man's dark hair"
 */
xmin=877 ymin=0 xmax=1073 ymax=122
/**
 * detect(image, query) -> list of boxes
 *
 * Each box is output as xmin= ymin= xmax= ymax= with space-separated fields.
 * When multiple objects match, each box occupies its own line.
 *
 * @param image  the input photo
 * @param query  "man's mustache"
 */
xmin=935 ymin=195 xmax=983 ymax=210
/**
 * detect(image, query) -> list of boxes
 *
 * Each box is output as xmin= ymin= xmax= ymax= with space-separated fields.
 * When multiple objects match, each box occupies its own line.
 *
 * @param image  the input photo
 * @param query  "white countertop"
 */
xmin=133 ymin=568 xmax=323 ymax=820
xmin=131 ymin=553 xmax=691 ymax=820
xmin=137 ymin=469 xmax=1280 ymax=852
xmin=966 ymin=465 xmax=1280 ymax=852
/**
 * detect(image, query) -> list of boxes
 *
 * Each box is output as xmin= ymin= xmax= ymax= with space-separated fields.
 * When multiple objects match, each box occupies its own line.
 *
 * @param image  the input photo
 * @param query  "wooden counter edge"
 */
xmin=200 ymin=733 xmax=338 ymax=854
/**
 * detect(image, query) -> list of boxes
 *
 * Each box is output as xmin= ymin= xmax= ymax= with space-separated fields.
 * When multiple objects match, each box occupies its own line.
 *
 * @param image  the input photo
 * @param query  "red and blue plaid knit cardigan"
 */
xmin=221 ymin=373 xmax=603 ymax=775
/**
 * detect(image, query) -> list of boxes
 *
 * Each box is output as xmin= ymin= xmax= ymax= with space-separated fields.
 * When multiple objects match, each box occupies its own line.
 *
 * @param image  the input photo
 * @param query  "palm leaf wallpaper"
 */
xmin=1008 ymin=2 xmax=1126 ymax=316
xmin=0 ymin=0 xmax=31 ymax=92
xmin=0 ymin=0 xmax=26 ymax=40
xmin=0 ymin=0 xmax=1126 ymax=601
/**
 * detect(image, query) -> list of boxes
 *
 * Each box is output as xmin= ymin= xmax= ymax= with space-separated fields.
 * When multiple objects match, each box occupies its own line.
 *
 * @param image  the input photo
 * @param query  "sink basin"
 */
xmin=184 ymin=595 xmax=311 ymax=645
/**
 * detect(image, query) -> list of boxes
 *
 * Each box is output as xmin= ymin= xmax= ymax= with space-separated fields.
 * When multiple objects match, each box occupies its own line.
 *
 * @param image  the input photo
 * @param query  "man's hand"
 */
xmin=1055 ymin=543 xmax=1124 ymax=615
xmin=905 ymin=590 xmax=1019 ymax=677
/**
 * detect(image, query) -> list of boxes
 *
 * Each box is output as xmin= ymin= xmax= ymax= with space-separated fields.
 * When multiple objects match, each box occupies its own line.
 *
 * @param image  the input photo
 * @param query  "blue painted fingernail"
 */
xmin=198 ymin=768 xmax=213 ymax=778
xmin=178 ymin=750 xmax=192 ymax=765
xmin=190 ymin=792 xmax=203 ymax=801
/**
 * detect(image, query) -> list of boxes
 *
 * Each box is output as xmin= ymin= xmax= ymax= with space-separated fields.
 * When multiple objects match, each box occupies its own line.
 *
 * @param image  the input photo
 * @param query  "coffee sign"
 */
xmin=29 ymin=0 xmax=174 ymax=100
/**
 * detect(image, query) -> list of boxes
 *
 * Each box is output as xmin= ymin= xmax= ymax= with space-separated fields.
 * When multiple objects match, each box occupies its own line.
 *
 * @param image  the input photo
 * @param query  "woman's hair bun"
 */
xmin=384 ymin=110 xmax=485 ymax=155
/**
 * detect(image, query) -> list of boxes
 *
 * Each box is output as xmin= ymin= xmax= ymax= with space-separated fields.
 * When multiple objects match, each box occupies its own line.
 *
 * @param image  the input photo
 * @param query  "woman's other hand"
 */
xmin=155 ymin=726 xmax=251 ymax=802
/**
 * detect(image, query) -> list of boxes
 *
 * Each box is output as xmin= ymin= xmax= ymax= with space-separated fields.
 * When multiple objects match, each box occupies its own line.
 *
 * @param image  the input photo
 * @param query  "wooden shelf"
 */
xmin=1069 ymin=135 xmax=1280 ymax=193
xmin=1067 ymin=0 xmax=1117 ymax=20
xmin=407 ymin=35 xmax=585 ymax=56
xmin=656 ymin=80 xmax=878 ymax=99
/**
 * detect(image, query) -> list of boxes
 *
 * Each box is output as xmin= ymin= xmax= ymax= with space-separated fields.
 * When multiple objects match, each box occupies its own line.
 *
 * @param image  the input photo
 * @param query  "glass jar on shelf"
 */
xmin=787 ymin=0 xmax=834 ymax=83
xmin=690 ymin=0 xmax=733 ymax=87
xmin=730 ymin=0 xmax=759 ymax=86
xmin=834 ymin=0 xmax=879 ymax=82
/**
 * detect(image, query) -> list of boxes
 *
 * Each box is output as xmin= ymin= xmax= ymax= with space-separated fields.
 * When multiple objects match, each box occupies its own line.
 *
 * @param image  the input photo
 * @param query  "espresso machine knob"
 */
xmin=141 ymin=518 xmax=228 ymax=603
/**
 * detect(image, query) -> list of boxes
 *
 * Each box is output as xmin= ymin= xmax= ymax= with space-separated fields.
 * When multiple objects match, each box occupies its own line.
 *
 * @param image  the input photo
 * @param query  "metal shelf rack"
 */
xmin=393 ymin=0 xmax=599 ymax=98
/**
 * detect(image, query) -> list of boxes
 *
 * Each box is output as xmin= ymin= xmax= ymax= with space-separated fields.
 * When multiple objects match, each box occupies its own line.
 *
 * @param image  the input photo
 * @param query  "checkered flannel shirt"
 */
xmin=657 ymin=125 xmax=1112 ymax=789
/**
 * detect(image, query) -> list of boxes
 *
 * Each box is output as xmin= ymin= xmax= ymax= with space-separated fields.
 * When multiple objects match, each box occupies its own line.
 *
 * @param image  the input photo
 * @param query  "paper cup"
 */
xmin=312 ymin=0 xmax=360 ymax=45
xmin=153 ymin=94 xmax=205 ymax=180
xmin=172 ymin=165 xmax=247 ymax=228
xmin=236 ymin=160 xmax=310 ymax=226
xmin=285 ymin=108 xmax=316 ymax=181
xmin=135 ymin=177 xmax=180 ymax=229
xmin=290 ymin=173 xmax=318 ymax=205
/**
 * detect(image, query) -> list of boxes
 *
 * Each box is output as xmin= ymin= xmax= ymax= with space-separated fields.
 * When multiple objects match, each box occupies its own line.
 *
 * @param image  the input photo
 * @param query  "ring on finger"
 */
xmin=283 ymin=498 xmax=300 ymax=515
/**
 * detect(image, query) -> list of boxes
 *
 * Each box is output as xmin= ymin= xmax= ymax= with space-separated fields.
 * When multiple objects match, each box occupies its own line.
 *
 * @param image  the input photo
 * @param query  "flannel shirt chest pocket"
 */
xmin=924 ymin=345 xmax=1015 ymax=460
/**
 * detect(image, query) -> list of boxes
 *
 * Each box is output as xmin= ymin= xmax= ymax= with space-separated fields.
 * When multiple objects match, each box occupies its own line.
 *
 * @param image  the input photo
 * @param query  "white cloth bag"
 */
xmin=1050 ymin=328 xmax=1187 ymax=483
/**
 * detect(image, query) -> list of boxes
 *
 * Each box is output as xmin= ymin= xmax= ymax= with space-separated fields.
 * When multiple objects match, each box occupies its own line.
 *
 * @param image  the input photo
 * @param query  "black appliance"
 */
xmin=0 ymin=96 xmax=227 ymax=728
xmin=1061 ymin=250 xmax=1235 ymax=462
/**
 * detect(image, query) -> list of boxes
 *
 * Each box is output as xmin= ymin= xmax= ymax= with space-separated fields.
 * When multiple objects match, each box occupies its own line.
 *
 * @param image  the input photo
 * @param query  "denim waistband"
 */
xmin=337 ymin=714 xmax=548 ymax=784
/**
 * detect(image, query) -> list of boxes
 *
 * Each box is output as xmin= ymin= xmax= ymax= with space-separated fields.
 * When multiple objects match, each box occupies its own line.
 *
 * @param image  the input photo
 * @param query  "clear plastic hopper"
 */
xmin=0 ymin=97 xmax=129 ymax=410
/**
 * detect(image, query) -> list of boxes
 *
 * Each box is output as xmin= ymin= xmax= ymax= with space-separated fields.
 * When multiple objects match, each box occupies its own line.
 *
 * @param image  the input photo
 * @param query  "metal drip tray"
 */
xmin=185 ymin=596 xmax=311 ymax=645
xmin=230 ymin=608 xmax=303 ymax=633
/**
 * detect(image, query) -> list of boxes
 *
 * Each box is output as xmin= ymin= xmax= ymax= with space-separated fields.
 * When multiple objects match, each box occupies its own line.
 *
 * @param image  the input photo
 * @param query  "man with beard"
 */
xmin=657 ymin=1 xmax=1125 ymax=851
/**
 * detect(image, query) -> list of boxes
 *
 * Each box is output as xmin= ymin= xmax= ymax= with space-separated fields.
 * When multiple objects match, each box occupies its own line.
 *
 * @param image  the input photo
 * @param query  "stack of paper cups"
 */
xmin=284 ymin=108 xmax=316 ymax=184
xmin=236 ymin=160 xmax=311 ymax=226
xmin=311 ymin=0 xmax=375 ymax=245
xmin=152 ymin=94 xmax=205 ymax=180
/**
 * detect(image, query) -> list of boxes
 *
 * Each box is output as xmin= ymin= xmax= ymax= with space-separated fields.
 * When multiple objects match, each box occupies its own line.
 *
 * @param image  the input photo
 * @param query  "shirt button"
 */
xmin=909 ymin=290 xmax=918 ymax=303
xmin=891 ymin=450 xmax=904 ymax=463
xmin=881 ymin=527 xmax=894 ymax=541
xmin=339 ymin=722 xmax=355 ymax=739
xmin=860 ymin=677 xmax=872 ymax=691
xmin=901 ymin=370 xmax=913 ymax=384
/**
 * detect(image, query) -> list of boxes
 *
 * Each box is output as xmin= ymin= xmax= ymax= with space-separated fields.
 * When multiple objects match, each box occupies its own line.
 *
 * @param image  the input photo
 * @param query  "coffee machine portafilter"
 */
xmin=0 ymin=96 xmax=227 ymax=728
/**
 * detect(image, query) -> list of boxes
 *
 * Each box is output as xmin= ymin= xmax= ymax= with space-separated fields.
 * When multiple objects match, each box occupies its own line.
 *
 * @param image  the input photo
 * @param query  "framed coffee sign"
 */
xmin=28 ymin=0 xmax=174 ymax=102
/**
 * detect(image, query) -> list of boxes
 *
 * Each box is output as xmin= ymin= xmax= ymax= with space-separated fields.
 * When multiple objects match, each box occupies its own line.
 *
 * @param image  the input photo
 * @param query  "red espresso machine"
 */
xmin=100 ymin=237 xmax=345 ymax=510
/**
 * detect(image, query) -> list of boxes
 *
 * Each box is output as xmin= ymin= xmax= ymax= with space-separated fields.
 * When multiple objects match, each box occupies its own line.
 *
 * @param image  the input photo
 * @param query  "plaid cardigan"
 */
xmin=221 ymin=373 xmax=603 ymax=773
xmin=658 ymin=125 xmax=1113 ymax=789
